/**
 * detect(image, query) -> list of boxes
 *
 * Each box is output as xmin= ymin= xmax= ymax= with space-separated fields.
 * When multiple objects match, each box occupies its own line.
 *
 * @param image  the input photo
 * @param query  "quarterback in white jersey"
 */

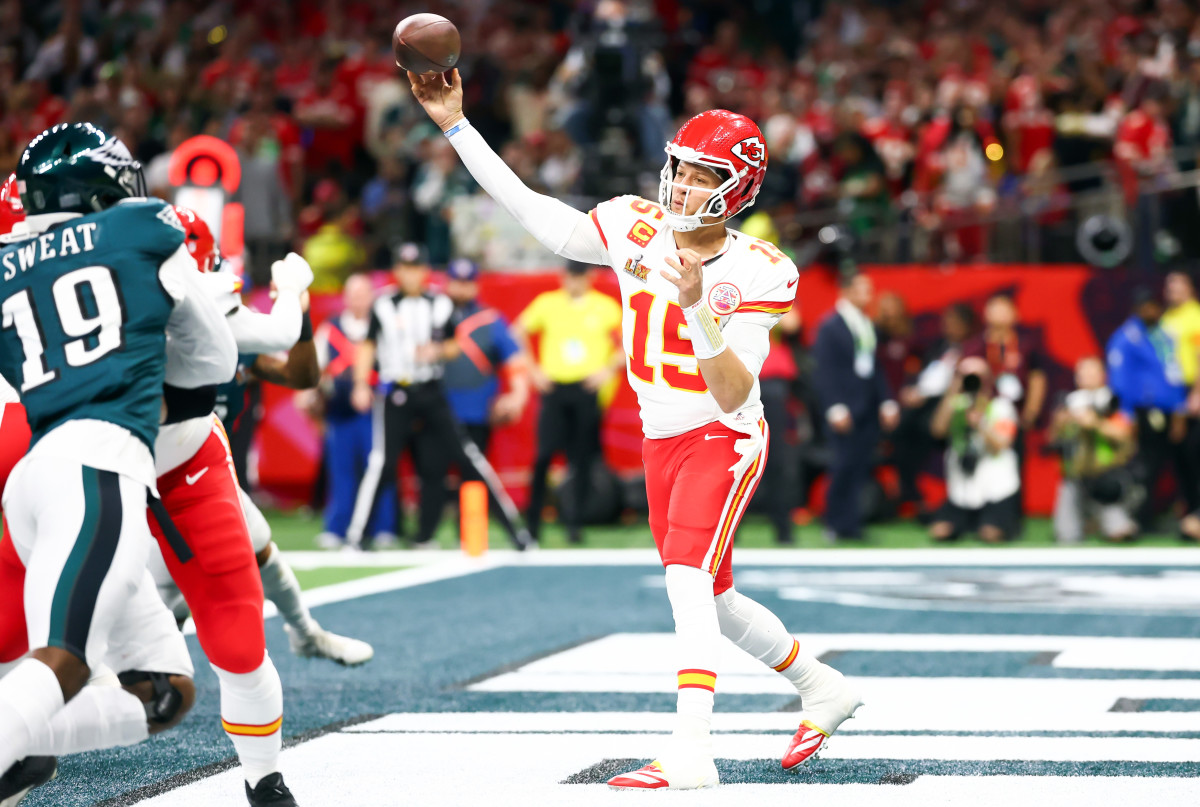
xmin=410 ymin=70 xmax=862 ymax=789
xmin=591 ymin=193 xmax=796 ymax=439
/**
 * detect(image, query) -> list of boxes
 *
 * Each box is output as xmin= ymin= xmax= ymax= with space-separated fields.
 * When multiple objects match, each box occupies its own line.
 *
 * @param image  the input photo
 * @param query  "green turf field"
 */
xmin=267 ymin=509 xmax=1195 ymax=556
xmin=290 ymin=565 xmax=406 ymax=589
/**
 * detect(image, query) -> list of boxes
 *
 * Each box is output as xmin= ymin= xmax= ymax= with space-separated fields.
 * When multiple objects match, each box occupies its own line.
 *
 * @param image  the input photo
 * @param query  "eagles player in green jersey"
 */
xmin=0 ymin=123 xmax=237 ymax=789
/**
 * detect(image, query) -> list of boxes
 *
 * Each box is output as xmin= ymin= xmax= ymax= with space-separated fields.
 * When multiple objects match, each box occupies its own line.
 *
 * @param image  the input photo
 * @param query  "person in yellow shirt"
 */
xmin=515 ymin=261 xmax=623 ymax=544
xmin=1162 ymin=270 xmax=1200 ymax=513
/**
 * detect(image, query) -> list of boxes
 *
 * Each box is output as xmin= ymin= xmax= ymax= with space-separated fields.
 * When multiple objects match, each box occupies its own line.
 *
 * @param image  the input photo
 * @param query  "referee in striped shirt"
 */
xmin=347 ymin=243 xmax=461 ymax=548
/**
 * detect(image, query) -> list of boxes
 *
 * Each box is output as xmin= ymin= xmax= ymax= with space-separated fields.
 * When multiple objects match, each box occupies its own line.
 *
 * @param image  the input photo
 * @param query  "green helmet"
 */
xmin=16 ymin=122 xmax=146 ymax=216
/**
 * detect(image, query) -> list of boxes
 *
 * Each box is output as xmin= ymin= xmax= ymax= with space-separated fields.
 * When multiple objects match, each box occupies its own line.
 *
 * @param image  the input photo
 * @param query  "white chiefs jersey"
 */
xmin=589 ymin=195 xmax=798 ymax=439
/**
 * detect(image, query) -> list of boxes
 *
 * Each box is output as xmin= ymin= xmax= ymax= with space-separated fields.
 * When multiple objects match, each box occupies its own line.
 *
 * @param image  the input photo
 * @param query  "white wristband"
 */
xmin=682 ymin=299 xmax=726 ymax=360
xmin=444 ymin=118 xmax=470 ymax=138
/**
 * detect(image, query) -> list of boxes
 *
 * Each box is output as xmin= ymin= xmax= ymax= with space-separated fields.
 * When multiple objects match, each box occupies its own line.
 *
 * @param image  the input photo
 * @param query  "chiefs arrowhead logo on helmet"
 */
xmin=173 ymin=205 xmax=219 ymax=273
xmin=732 ymin=136 xmax=765 ymax=168
xmin=658 ymin=110 xmax=769 ymax=232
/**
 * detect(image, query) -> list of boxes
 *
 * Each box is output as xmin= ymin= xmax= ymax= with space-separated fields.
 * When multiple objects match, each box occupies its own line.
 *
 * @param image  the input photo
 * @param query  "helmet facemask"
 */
xmin=658 ymin=144 xmax=740 ymax=232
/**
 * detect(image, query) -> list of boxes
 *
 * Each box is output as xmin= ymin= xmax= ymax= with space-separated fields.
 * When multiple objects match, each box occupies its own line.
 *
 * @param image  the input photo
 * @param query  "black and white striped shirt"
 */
xmin=367 ymin=291 xmax=454 ymax=384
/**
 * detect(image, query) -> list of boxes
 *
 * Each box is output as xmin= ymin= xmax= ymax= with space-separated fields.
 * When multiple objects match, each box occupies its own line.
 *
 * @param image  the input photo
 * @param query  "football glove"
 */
xmin=271 ymin=252 xmax=314 ymax=295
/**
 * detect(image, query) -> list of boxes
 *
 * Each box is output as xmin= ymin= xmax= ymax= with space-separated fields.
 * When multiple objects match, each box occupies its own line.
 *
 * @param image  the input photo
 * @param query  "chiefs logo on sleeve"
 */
xmin=732 ymin=136 xmax=766 ymax=168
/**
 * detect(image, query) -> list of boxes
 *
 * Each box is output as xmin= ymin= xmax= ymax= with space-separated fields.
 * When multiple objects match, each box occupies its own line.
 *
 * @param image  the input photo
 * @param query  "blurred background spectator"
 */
xmin=814 ymin=273 xmax=899 ymax=541
xmin=442 ymin=257 xmax=534 ymax=546
xmin=310 ymin=273 xmax=399 ymax=549
xmin=889 ymin=302 xmax=978 ymax=519
xmin=1106 ymin=286 xmax=1188 ymax=531
xmin=515 ymin=262 xmax=622 ymax=544
xmin=757 ymin=306 xmax=802 ymax=545
xmin=1050 ymin=357 xmax=1138 ymax=544
xmin=1161 ymin=270 xmax=1200 ymax=513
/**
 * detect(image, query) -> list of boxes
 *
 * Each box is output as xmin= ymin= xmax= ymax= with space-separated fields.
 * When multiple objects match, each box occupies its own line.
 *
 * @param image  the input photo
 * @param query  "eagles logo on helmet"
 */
xmin=658 ymin=109 xmax=769 ymax=232
xmin=16 ymin=123 xmax=146 ymax=216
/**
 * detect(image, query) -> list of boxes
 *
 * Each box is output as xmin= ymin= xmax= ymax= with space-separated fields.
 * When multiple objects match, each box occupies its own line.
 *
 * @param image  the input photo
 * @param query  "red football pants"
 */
xmin=643 ymin=418 xmax=768 ymax=596
xmin=0 ymin=403 xmax=32 ymax=663
xmin=150 ymin=421 xmax=266 ymax=674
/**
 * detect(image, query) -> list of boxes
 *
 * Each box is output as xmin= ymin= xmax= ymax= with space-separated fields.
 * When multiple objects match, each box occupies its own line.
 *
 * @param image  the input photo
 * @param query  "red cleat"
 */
xmin=781 ymin=721 xmax=829 ymax=769
xmin=607 ymin=761 xmax=670 ymax=790
xmin=607 ymin=752 xmax=720 ymax=791
xmin=782 ymin=666 xmax=863 ymax=770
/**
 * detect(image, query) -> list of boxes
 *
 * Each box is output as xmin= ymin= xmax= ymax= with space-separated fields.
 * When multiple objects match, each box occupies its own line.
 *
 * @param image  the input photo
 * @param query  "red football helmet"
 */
xmin=173 ymin=205 xmax=219 ymax=273
xmin=658 ymin=109 xmax=768 ymax=231
xmin=0 ymin=173 xmax=25 ymax=236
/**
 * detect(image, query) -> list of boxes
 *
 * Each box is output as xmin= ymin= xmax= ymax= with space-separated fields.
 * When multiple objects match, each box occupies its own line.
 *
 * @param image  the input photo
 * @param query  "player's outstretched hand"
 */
xmin=272 ymin=252 xmax=314 ymax=295
xmin=662 ymin=248 xmax=704 ymax=308
xmin=409 ymin=68 xmax=464 ymax=132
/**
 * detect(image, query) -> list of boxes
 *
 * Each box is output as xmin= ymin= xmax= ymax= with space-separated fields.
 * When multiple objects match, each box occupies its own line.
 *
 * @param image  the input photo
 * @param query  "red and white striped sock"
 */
xmin=715 ymin=587 xmax=822 ymax=691
xmin=665 ymin=564 xmax=720 ymax=745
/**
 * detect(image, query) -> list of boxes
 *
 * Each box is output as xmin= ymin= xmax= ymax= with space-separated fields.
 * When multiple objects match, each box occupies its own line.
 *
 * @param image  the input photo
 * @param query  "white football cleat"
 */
xmin=285 ymin=624 xmax=375 ymax=666
xmin=608 ymin=747 xmax=719 ymax=790
xmin=782 ymin=665 xmax=862 ymax=770
xmin=315 ymin=532 xmax=344 ymax=550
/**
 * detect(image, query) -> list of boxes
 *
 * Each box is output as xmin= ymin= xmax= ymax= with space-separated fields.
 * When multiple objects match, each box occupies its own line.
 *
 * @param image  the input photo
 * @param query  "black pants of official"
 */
xmin=528 ymin=382 xmax=601 ymax=541
xmin=1132 ymin=408 xmax=1174 ymax=530
xmin=1173 ymin=416 xmax=1200 ymax=514
xmin=348 ymin=381 xmax=460 ymax=546
xmin=442 ymin=422 xmax=528 ymax=546
xmin=824 ymin=421 xmax=880 ymax=539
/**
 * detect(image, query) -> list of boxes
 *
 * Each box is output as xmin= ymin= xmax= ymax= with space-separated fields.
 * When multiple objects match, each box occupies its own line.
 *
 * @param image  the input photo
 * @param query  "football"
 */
xmin=392 ymin=13 xmax=461 ymax=74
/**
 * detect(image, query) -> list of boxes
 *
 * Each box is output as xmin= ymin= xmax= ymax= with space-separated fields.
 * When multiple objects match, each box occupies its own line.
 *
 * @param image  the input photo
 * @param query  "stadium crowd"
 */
xmin=7 ymin=0 xmax=1200 ymax=544
xmin=8 ymin=0 xmax=1200 ymax=274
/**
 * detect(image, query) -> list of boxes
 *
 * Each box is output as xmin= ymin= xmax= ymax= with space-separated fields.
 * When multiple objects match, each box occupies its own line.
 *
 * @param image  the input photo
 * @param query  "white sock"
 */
xmin=715 ymin=587 xmax=823 ymax=693
xmin=664 ymin=564 xmax=720 ymax=746
xmin=26 ymin=684 xmax=148 ymax=755
xmin=213 ymin=656 xmax=283 ymax=789
xmin=0 ymin=659 xmax=65 ymax=773
xmin=259 ymin=544 xmax=318 ymax=638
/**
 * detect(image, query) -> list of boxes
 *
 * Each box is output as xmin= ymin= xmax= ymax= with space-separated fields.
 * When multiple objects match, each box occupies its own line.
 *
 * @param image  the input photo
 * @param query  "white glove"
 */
xmin=270 ymin=252 xmax=314 ymax=295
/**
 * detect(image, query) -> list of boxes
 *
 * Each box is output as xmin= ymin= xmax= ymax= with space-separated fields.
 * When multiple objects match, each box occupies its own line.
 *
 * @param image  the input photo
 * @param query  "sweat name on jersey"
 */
xmin=1 ymin=222 xmax=99 ymax=280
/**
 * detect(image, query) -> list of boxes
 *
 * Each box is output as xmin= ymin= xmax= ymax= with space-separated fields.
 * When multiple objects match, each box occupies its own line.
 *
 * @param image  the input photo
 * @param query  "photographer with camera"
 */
xmin=1050 ymin=358 xmax=1138 ymax=544
xmin=928 ymin=357 xmax=1022 ymax=543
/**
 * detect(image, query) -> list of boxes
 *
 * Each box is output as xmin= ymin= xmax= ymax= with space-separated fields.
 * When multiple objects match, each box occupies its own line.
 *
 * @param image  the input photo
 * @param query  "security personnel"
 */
xmin=1106 ymin=286 xmax=1188 ymax=529
xmin=348 ymin=243 xmax=461 ymax=549
xmin=1161 ymin=270 xmax=1200 ymax=512
xmin=515 ymin=261 xmax=623 ymax=544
